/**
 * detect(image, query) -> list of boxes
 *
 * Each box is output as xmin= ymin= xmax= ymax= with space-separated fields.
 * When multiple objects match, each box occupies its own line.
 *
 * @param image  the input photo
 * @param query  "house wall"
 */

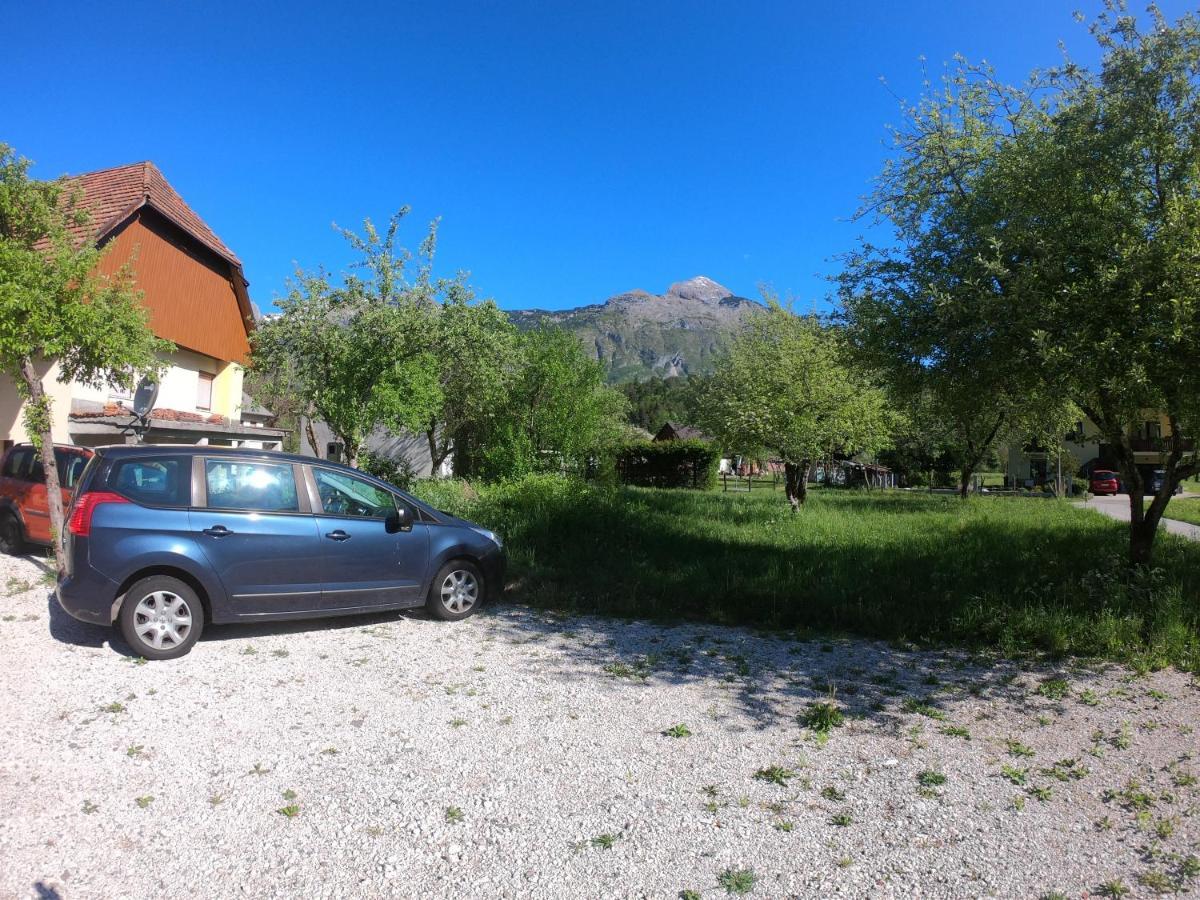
xmin=299 ymin=418 xmax=450 ymax=479
xmin=95 ymin=211 xmax=251 ymax=364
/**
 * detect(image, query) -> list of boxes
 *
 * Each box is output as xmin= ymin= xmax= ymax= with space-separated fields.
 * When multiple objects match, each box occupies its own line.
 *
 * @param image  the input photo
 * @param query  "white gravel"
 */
xmin=1 ymin=551 xmax=1198 ymax=899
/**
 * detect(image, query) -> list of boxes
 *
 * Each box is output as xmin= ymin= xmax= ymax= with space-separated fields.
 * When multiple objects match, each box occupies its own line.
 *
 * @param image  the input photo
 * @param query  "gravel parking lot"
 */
xmin=1 ymin=552 xmax=1198 ymax=899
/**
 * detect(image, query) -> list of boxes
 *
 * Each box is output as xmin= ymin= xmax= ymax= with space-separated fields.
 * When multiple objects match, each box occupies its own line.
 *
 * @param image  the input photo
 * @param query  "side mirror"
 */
xmin=385 ymin=503 xmax=413 ymax=534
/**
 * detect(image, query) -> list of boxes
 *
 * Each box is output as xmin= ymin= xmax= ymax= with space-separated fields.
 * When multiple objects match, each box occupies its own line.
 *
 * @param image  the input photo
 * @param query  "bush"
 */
xmin=616 ymin=439 xmax=720 ymax=489
xmin=358 ymin=451 xmax=417 ymax=491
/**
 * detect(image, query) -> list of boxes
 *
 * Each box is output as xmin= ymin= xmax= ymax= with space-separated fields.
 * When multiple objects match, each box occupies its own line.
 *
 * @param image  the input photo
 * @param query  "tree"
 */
xmin=251 ymin=209 xmax=516 ymax=473
xmin=698 ymin=302 xmax=892 ymax=509
xmin=1010 ymin=5 xmax=1200 ymax=564
xmin=619 ymin=375 xmax=695 ymax=431
xmin=475 ymin=326 xmax=628 ymax=479
xmin=838 ymin=56 xmax=1074 ymax=498
xmin=0 ymin=145 xmax=168 ymax=572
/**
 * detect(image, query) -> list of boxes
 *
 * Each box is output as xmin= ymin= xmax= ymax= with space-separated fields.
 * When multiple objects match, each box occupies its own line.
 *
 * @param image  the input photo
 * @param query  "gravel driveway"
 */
xmin=1 ymin=552 xmax=1197 ymax=899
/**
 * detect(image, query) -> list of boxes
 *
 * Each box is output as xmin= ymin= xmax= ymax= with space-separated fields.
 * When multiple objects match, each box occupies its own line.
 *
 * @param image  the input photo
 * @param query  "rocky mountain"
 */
xmin=509 ymin=276 xmax=763 ymax=382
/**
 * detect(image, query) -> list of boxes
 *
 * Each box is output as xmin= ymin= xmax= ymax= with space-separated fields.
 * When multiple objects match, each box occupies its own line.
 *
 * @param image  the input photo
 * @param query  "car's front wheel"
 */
xmin=426 ymin=560 xmax=484 ymax=622
xmin=118 ymin=575 xmax=204 ymax=660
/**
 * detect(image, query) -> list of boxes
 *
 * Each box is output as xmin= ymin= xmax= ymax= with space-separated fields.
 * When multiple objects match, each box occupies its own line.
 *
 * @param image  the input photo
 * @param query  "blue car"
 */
xmin=57 ymin=445 xmax=504 ymax=659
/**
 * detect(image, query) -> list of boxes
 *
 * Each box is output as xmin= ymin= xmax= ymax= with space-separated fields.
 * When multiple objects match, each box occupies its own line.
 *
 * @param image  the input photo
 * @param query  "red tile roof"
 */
xmin=62 ymin=161 xmax=242 ymax=266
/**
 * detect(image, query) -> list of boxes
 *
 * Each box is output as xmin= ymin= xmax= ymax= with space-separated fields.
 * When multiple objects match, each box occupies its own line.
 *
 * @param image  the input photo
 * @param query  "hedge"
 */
xmin=616 ymin=439 xmax=720 ymax=489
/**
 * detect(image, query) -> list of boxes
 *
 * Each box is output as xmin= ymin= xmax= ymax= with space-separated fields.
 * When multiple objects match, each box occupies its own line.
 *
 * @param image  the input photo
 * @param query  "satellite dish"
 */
xmin=132 ymin=377 xmax=160 ymax=418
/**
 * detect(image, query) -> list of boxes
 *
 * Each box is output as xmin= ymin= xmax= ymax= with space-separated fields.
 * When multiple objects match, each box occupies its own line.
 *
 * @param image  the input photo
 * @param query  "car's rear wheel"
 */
xmin=0 ymin=512 xmax=25 ymax=556
xmin=118 ymin=575 xmax=203 ymax=660
xmin=426 ymin=560 xmax=483 ymax=622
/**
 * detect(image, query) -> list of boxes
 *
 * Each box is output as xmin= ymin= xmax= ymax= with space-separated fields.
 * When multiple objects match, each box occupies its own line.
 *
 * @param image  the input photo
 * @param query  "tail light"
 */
xmin=67 ymin=492 xmax=130 ymax=537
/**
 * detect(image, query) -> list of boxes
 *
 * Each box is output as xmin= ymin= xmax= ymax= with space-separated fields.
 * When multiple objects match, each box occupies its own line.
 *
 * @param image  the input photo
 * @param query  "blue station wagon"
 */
xmin=56 ymin=446 xmax=505 ymax=660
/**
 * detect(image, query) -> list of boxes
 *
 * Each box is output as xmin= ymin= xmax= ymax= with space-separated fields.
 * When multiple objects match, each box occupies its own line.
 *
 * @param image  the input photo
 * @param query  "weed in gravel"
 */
xmin=240 ymin=646 xmax=258 ymax=656
xmin=102 ymin=701 xmax=126 ymax=714
xmin=277 ymin=804 xmax=300 ymax=819
xmin=321 ymin=747 xmax=339 ymax=756
xmin=1040 ymin=892 xmax=1068 ymax=900
xmin=837 ymin=857 xmax=852 ymax=868
xmin=800 ymin=701 xmax=844 ymax=734
xmin=1079 ymin=689 xmax=1099 ymax=706
xmin=81 ymin=800 xmax=98 ymax=814
xmin=772 ymin=820 xmax=794 ymax=832
xmin=1096 ymin=879 xmax=1130 ymax=897
xmin=1000 ymin=765 xmax=1028 ymax=786
xmin=902 ymin=698 xmax=945 ymax=720
xmin=663 ymin=723 xmax=692 ymax=738
xmin=820 ymin=785 xmax=846 ymax=802
xmin=1027 ymin=785 xmax=1053 ymax=802
xmin=1042 ymin=758 xmax=1089 ymax=782
xmin=590 ymin=832 xmax=619 ymax=849
xmin=449 ymin=718 xmax=467 ymax=728
xmin=917 ymin=770 xmax=947 ymax=787
xmin=1036 ymin=677 xmax=1070 ymax=700
xmin=125 ymin=745 xmax=144 ymax=758
xmin=829 ymin=812 xmax=853 ymax=827
xmin=208 ymin=795 xmax=224 ymax=807
xmin=940 ymin=725 xmax=971 ymax=740
xmin=445 ymin=806 xmax=464 ymax=824
xmin=717 ymin=867 xmax=756 ymax=895
xmin=754 ymin=766 xmax=797 ymax=786
xmin=1005 ymin=738 xmax=1035 ymax=758
xmin=1095 ymin=816 xmax=1113 ymax=831
xmin=1153 ymin=817 xmax=1175 ymax=839
xmin=249 ymin=762 xmax=271 ymax=776
xmin=1112 ymin=723 xmax=1134 ymax=750
xmin=282 ymin=789 xmax=297 ymax=801
xmin=272 ymin=649 xmax=289 ymax=658
xmin=135 ymin=796 xmax=154 ymax=808
xmin=130 ymin=657 xmax=148 ymax=666
xmin=679 ymin=891 xmax=702 ymax=900
xmin=1012 ymin=795 xmax=1026 ymax=811
xmin=1172 ymin=769 xmax=1196 ymax=787
xmin=5 ymin=577 xmax=33 ymax=593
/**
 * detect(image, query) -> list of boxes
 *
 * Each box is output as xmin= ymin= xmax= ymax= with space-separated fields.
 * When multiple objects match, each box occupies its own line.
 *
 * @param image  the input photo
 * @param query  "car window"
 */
xmin=313 ymin=468 xmax=397 ymax=519
xmin=57 ymin=452 xmax=89 ymax=489
xmin=2 ymin=447 xmax=33 ymax=480
xmin=205 ymin=460 xmax=298 ymax=512
xmin=110 ymin=457 xmax=191 ymax=507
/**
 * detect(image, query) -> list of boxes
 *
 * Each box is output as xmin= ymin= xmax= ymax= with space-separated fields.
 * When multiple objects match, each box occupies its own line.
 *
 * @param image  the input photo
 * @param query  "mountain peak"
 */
xmin=665 ymin=275 xmax=733 ymax=304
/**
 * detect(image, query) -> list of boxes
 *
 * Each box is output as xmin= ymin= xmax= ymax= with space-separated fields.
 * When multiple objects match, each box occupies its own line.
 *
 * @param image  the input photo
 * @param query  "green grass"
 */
xmin=1158 ymin=497 xmax=1200 ymax=527
xmin=414 ymin=476 xmax=1200 ymax=669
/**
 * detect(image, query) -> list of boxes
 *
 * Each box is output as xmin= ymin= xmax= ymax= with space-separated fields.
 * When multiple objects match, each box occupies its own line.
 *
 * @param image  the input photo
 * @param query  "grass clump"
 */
xmin=716 ymin=867 xmax=756 ymax=895
xmin=663 ymin=723 xmax=692 ymax=738
xmin=754 ymin=765 xmax=797 ymax=786
xmin=799 ymin=701 xmax=844 ymax=734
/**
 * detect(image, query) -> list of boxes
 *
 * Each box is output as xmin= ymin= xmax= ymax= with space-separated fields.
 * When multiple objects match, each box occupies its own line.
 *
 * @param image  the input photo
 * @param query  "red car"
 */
xmin=1089 ymin=469 xmax=1121 ymax=495
xmin=0 ymin=443 xmax=93 ymax=554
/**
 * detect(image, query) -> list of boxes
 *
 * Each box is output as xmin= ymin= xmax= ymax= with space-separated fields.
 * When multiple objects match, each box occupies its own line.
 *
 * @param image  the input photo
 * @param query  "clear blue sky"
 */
xmin=6 ymin=2 xmax=1193 ymax=312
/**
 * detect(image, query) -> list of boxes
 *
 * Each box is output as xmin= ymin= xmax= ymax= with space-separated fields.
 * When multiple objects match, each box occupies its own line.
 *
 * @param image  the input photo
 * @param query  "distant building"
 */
xmin=653 ymin=421 xmax=714 ymax=443
xmin=0 ymin=161 xmax=286 ymax=451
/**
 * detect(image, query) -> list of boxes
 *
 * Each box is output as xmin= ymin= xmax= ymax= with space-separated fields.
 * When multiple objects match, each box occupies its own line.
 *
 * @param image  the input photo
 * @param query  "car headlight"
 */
xmin=470 ymin=526 xmax=503 ymax=548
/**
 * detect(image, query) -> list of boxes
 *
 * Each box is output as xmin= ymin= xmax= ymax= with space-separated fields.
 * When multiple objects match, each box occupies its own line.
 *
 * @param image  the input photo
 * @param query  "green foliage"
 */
xmin=470 ymin=327 xmax=628 ymax=480
xmin=800 ymin=702 xmax=845 ymax=734
xmin=619 ymin=376 xmax=698 ymax=431
xmin=409 ymin=476 xmax=1200 ymax=669
xmin=698 ymin=301 xmax=891 ymax=476
xmin=616 ymin=439 xmax=720 ymax=489
xmin=358 ymin=450 xmax=417 ymax=491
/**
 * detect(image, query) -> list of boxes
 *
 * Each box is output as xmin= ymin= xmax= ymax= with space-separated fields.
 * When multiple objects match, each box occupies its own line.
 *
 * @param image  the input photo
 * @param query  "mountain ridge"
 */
xmin=509 ymin=276 xmax=763 ymax=382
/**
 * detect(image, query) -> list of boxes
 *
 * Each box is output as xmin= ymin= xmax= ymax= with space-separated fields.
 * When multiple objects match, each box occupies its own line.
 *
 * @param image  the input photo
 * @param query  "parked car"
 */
xmin=0 ymin=443 xmax=93 ymax=554
xmin=1150 ymin=468 xmax=1183 ymax=495
xmin=1089 ymin=469 xmax=1121 ymax=495
xmin=56 ymin=445 xmax=505 ymax=660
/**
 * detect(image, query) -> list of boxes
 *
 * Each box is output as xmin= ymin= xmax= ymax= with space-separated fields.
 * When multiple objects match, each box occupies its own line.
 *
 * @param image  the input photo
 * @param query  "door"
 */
xmin=192 ymin=457 xmax=325 ymax=615
xmin=310 ymin=465 xmax=429 ymax=609
xmin=12 ymin=447 xmax=50 ymax=544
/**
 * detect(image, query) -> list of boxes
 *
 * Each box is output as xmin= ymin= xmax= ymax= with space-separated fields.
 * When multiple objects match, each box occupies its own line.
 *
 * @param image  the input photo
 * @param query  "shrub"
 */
xmin=358 ymin=451 xmax=418 ymax=490
xmin=616 ymin=439 xmax=720 ymax=489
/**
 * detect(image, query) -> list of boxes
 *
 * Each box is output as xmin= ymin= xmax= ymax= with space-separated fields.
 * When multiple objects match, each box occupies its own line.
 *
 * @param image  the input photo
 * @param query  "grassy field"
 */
xmin=414 ymin=477 xmax=1200 ymax=671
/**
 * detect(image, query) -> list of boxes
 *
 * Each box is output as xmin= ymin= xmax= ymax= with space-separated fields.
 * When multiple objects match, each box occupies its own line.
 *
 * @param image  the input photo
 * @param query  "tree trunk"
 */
xmin=958 ymin=466 xmax=973 ymax=499
xmin=344 ymin=439 xmax=360 ymax=470
xmin=784 ymin=460 xmax=811 ymax=511
xmin=19 ymin=357 xmax=67 ymax=577
xmin=304 ymin=417 xmax=322 ymax=459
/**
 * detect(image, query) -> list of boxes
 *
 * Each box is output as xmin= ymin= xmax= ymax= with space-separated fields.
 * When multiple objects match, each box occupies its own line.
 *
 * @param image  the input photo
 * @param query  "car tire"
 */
xmin=0 ymin=512 xmax=26 ymax=556
xmin=118 ymin=575 xmax=204 ymax=660
xmin=426 ymin=560 xmax=484 ymax=622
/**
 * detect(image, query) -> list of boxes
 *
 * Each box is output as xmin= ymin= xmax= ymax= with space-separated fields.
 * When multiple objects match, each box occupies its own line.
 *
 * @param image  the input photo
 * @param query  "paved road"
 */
xmin=1076 ymin=493 xmax=1200 ymax=541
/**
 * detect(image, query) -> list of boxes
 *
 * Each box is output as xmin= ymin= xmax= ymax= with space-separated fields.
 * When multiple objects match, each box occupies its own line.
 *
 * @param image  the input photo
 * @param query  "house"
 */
xmin=0 ymin=162 xmax=287 ymax=452
xmin=298 ymin=418 xmax=453 ymax=478
xmin=1007 ymin=413 xmax=1195 ymax=487
xmin=653 ymin=422 xmax=714 ymax=443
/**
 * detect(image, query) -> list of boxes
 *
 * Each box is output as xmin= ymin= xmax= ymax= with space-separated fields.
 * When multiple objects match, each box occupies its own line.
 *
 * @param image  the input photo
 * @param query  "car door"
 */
xmin=191 ymin=457 xmax=326 ymax=616
xmin=309 ymin=465 xmax=429 ymax=610
xmin=19 ymin=448 xmax=50 ymax=544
